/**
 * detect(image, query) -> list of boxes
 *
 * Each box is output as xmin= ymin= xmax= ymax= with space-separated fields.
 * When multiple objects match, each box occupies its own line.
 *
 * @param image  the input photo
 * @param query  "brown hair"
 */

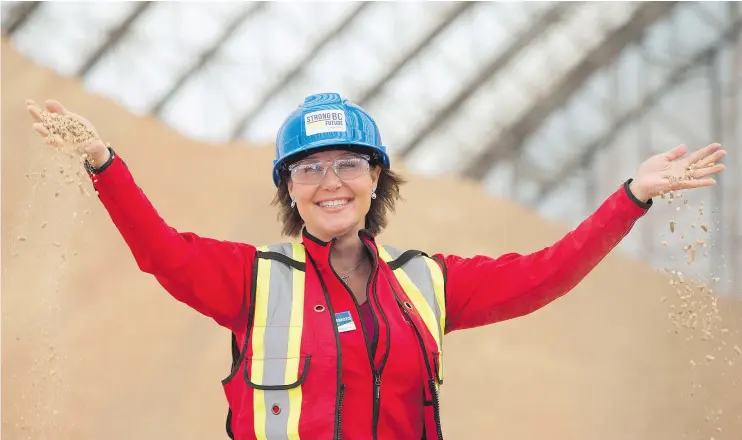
xmin=271 ymin=155 xmax=406 ymax=238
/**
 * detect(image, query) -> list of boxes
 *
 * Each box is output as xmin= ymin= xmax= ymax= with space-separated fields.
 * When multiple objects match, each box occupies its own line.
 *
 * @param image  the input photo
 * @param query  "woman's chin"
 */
xmin=311 ymin=218 xmax=362 ymax=241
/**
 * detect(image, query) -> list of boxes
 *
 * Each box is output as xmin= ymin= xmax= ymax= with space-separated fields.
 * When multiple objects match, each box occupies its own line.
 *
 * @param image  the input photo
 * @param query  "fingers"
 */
xmin=664 ymin=144 xmax=687 ymax=161
xmin=45 ymin=99 xmax=69 ymax=115
xmin=693 ymin=148 xmax=726 ymax=168
xmin=27 ymin=105 xmax=43 ymax=122
xmin=26 ymin=100 xmax=44 ymax=122
xmin=684 ymin=143 xmax=722 ymax=165
xmin=32 ymin=122 xmax=49 ymax=137
xmin=677 ymin=177 xmax=717 ymax=189
xmin=691 ymin=163 xmax=726 ymax=179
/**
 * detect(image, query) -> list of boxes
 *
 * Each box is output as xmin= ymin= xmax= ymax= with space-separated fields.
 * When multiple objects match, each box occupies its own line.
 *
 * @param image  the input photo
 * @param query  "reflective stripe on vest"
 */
xmin=377 ymin=246 xmax=446 ymax=385
xmin=252 ymin=243 xmax=306 ymax=440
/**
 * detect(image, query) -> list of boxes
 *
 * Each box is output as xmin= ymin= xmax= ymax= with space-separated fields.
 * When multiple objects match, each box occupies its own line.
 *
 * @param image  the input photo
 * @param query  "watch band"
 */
xmin=84 ymin=146 xmax=116 ymax=175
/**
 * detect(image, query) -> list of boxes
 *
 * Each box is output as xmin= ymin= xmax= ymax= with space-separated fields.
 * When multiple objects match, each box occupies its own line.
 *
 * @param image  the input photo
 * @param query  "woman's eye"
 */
xmin=336 ymin=159 xmax=359 ymax=169
xmin=300 ymin=164 xmax=323 ymax=174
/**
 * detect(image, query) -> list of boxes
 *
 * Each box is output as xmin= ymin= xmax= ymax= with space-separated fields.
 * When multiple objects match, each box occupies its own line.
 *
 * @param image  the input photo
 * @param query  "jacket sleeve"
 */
xmin=435 ymin=179 xmax=652 ymax=334
xmin=86 ymin=148 xmax=256 ymax=333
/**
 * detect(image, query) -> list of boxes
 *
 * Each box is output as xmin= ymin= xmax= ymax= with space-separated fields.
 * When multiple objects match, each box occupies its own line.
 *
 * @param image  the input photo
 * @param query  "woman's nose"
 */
xmin=320 ymin=166 xmax=343 ymax=188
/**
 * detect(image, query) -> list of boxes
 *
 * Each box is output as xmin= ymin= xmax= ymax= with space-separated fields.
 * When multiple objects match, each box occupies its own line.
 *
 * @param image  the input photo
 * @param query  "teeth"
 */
xmin=319 ymin=200 xmax=349 ymax=208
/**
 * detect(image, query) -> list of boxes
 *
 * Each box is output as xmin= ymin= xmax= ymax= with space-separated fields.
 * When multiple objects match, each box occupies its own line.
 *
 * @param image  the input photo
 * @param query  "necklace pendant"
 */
xmin=340 ymin=274 xmax=350 ymax=283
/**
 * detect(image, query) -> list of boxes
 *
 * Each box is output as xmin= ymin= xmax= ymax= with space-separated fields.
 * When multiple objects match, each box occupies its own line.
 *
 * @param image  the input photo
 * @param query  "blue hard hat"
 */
xmin=272 ymin=93 xmax=391 ymax=186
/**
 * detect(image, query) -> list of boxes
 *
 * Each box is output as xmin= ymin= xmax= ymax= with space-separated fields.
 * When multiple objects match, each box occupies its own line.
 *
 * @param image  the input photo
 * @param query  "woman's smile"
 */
xmin=316 ymin=197 xmax=354 ymax=212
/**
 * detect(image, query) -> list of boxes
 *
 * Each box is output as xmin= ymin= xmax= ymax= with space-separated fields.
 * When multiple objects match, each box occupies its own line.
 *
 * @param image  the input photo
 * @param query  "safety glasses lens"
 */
xmin=290 ymin=156 xmax=369 ymax=184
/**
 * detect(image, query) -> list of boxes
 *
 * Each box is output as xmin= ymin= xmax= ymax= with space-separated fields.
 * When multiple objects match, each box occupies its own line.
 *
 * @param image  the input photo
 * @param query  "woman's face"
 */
xmin=288 ymin=149 xmax=380 ymax=241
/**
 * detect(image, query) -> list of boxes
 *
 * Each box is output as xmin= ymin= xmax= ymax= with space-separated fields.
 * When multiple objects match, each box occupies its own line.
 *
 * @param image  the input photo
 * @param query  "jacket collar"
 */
xmin=301 ymin=227 xmax=379 ymax=269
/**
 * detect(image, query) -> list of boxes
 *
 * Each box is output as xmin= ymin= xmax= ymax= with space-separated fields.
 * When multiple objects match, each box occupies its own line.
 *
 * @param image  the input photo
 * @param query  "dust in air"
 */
xmin=658 ymin=165 xmax=740 ymax=439
xmin=12 ymin=109 xmax=102 ymax=434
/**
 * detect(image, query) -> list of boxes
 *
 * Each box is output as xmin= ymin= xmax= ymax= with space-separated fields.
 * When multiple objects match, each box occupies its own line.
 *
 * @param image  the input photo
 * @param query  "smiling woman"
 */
xmin=273 ymin=150 xmax=404 ymax=238
xmin=26 ymin=92 xmax=726 ymax=440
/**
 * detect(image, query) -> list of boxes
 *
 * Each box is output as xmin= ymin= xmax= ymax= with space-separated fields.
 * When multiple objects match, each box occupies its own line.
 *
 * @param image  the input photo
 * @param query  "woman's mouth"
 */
xmin=316 ymin=198 xmax=352 ymax=210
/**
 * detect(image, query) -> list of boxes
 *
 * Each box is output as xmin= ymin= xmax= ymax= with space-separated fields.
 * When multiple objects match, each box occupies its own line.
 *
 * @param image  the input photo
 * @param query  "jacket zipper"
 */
xmin=306 ymin=252 xmax=345 ymax=440
xmin=329 ymin=239 xmax=389 ymax=440
xmin=385 ymin=274 xmax=444 ymax=440
xmin=336 ymin=383 xmax=345 ymax=439
xmin=370 ymin=252 xmax=392 ymax=439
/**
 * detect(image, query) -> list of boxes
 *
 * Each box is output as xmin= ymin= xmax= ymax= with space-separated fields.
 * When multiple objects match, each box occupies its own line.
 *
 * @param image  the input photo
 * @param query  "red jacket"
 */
xmin=87 ymin=149 xmax=652 ymax=439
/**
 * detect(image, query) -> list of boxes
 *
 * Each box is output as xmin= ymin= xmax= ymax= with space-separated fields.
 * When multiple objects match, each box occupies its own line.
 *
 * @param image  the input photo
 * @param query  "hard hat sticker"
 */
xmin=305 ymin=110 xmax=347 ymax=136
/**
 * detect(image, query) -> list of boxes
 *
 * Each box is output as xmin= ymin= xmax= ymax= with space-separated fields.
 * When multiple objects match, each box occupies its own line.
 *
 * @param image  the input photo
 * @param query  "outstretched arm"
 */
xmin=88 ymin=149 xmax=255 ymax=332
xmin=27 ymin=99 xmax=255 ymax=332
xmin=438 ymin=180 xmax=649 ymax=333
xmin=438 ymin=143 xmax=726 ymax=333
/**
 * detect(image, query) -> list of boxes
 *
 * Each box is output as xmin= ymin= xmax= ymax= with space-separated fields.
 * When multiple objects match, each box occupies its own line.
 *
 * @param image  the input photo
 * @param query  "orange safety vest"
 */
xmin=223 ymin=242 xmax=446 ymax=439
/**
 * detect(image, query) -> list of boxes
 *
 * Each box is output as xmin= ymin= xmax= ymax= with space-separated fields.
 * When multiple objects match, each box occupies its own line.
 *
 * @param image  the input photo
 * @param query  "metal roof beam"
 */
xmin=532 ymin=18 xmax=741 ymax=206
xmin=357 ymin=2 xmax=475 ymax=107
xmin=76 ymin=2 xmax=153 ymax=77
xmin=150 ymin=2 xmax=267 ymax=116
xmin=229 ymin=2 xmax=372 ymax=140
xmin=462 ymin=1 xmax=678 ymax=181
xmin=394 ymin=2 xmax=573 ymax=160
xmin=2 ymin=1 xmax=42 ymax=36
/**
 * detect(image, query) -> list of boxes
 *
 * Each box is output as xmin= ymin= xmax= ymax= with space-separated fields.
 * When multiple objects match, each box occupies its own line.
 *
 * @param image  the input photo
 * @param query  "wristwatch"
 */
xmin=84 ymin=146 xmax=116 ymax=175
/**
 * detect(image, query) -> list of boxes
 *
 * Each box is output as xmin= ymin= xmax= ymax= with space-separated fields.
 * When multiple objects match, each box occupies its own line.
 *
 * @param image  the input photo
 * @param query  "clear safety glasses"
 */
xmin=288 ymin=154 xmax=371 ymax=185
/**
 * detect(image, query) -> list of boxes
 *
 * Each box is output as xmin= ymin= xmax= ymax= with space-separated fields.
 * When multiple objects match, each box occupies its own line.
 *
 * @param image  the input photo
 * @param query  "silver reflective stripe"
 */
xmin=383 ymin=246 xmax=444 ymax=348
xmin=259 ymin=243 xmax=296 ymax=439
xmin=383 ymin=246 xmax=403 ymax=260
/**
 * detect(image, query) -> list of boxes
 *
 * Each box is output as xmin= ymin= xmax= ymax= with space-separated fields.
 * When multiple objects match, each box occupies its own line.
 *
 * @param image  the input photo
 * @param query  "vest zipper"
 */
xmin=306 ymin=252 xmax=345 ymax=440
xmin=386 ymin=275 xmax=444 ymax=440
xmin=329 ymin=239 xmax=389 ymax=440
xmin=335 ymin=383 xmax=346 ymax=440
xmin=370 ymin=247 xmax=391 ymax=440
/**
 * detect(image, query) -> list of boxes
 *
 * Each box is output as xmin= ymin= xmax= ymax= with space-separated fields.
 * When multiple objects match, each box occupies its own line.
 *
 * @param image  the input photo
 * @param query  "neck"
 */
xmin=306 ymin=226 xmax=367 ymax=272
xmin=331 ymin=232 xmax=366 ymax=271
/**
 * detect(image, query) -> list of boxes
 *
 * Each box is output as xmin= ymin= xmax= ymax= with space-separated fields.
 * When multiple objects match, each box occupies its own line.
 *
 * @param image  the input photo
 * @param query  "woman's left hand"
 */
xmin=629 ymin=143 xmax=727 ymax=202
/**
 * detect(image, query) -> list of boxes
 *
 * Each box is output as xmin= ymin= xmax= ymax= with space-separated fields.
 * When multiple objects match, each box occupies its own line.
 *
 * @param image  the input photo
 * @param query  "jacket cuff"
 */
xmin=623 ymin=178 xmax=653 ymax=210
xmin=84 ymin=146 xmax=116 ymax=175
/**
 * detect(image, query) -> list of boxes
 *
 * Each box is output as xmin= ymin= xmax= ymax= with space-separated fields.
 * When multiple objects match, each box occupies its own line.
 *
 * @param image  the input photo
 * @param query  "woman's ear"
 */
xmin=371 ymin=166 xmax=381 ymax=185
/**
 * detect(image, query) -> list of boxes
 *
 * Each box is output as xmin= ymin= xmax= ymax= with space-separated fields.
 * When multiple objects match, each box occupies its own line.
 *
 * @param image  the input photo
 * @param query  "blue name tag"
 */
xmin=335 ymin=311 xmax=356 ymax=333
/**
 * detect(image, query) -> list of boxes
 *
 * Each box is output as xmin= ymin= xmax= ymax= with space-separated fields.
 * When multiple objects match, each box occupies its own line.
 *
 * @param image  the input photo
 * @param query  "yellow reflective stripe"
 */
xmin=286 ymin=243 xmax=305 ymax=439
xmin=424 ymin=257 xmax=446 ymax=382
xmin=252 ymin=246 xmax=271 ymax=440
xmin=377 ymin=247 xmax=441 ymax=353
xmin=377 ymin=246 xmax=392 ymax=264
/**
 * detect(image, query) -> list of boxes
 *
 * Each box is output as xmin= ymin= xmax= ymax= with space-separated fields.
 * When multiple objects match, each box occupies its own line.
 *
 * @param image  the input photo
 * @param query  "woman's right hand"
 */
xmin=26 ymin=99 xmax=111 ymax=168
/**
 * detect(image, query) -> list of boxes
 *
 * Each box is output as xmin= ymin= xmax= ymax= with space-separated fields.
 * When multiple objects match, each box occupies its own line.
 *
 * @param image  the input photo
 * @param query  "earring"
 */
xmin=371 ymin=188 xmax=377 ymax=200
xmin=291 ymin=199 xmax=296 ymax=208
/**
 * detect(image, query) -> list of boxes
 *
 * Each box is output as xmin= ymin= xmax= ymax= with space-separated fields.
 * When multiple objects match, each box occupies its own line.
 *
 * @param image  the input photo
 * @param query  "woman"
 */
xmin=26 ymin=93 xmax=726 ymax=440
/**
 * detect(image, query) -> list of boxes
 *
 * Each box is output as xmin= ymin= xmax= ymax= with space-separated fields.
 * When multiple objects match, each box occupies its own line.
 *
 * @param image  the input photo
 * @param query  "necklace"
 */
xmin=338 ymin=256 xmax=366 ymax=283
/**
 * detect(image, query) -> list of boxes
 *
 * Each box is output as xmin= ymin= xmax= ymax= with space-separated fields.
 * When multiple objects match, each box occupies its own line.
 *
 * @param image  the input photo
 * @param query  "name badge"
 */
xmin=335 ymin=311 xmax=356 ymax=333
